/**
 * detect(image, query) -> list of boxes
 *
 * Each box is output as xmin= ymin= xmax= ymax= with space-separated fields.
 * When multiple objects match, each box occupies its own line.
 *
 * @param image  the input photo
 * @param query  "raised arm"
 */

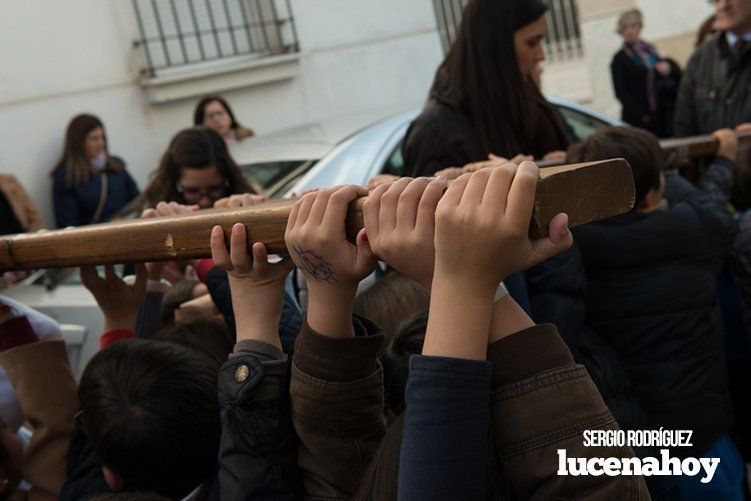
xmin=210 ymin=222 xmax=300 ymax=499
xmin=285 ymin=186 xmax=385 ymax=499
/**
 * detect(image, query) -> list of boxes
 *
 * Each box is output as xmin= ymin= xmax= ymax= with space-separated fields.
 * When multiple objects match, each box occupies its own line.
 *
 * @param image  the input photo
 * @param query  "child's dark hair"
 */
xmin=153 ymin=318 xmax=232 ymax=367
xmin=78 ymin=339 xmax=220 ymax=498
xmin=381 ymin=309 xmax=428 ymax=417
xmin=354 ymin=272 xmax=430 ymax=343
xmin=567 ymin=126 xmax=663 ymax=208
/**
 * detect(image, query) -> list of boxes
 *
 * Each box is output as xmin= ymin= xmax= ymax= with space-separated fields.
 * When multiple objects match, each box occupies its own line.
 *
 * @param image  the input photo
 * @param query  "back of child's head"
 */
xmin=381 ymin=309 xmax=428 ymax=417
xmin=78 ymin=339 xmax=220 ymax=498
xmin=354 ymin=271 xmax=430 ymax=342
xmin=567 ymin=126 xmax=662 ymax=208
xmin=153 ymin=318 xmax=232 ymax=368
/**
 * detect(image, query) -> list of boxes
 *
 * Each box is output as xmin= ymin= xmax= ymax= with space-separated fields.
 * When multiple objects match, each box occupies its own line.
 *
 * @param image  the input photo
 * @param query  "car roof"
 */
xmin=277 ymin=110 xmax=419 ymax=196
xmin=267 ymin=97 xmax=623 ymax=197
xmin=230 ymin=105 xmax=421 ymax=165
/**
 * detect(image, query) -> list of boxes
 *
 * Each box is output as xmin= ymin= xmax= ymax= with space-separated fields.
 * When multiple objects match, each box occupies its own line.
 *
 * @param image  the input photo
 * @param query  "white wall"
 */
xmin=0 ymin=0 xmax=443 ymax=225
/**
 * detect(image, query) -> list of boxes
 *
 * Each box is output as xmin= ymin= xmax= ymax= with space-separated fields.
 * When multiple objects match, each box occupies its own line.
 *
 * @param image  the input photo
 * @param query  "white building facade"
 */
xmin=0 ymin=0 xmax=444 ymax=224
xmin=0 ymin=0 xmax=716 ymax=225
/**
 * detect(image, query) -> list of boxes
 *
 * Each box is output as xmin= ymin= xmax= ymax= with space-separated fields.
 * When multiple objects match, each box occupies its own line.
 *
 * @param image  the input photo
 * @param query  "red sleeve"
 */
xmin=196 ymin=258 xmax=215 ymax=283
xmin=99 ymin=329 xmax=136 ymax=350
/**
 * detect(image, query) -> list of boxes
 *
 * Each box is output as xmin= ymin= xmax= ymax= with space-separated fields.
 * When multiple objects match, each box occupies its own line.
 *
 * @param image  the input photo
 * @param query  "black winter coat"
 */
xmin=402 ymin=92 xmax=569 ymax=178
xmin=611 ymin=47 xmax=681 ymax=138
xmin=674 ymin=35 xmax=751 ymax=137
xmin=527 ymin=246 xmax=647 ymax=432
xmin=573 ymin=197 xmax=736 ymax=456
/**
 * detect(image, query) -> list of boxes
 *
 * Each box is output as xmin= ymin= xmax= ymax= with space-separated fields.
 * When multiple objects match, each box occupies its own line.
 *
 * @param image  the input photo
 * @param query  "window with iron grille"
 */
xmin=132 ymin=0 xmax=300 ymax=78
xmin=432 ymin=0 xmax=583 ymax=62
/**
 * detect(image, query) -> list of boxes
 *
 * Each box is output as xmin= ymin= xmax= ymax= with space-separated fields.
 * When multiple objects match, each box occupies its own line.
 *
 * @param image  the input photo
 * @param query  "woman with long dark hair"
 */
xmin=141 ymin=127 xmax=256 ymax=210
xmin=403 ymin=0 xmax=569 ymax=178
xmin=193 ymin=95 xmax=254 ymax=146
xmin=51 ymin=114 xmax=139 ymax=228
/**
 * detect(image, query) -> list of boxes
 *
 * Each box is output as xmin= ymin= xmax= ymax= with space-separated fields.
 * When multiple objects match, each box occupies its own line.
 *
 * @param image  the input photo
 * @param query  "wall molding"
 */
xmin=139 ymin=53 xmax=301 ymax=104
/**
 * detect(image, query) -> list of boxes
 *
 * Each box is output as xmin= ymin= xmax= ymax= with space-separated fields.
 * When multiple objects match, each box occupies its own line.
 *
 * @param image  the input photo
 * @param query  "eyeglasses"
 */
xmin=205 ymin=109 xmax=228 ymax=120
xmin=176 ymin=181 xmax=229 ymax=203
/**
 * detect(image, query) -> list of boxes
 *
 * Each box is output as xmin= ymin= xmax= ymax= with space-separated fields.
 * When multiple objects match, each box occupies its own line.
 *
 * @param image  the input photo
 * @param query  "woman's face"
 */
xmin=514 ymin=16 xmax=547 ymax=81
xmin=177 ymin=164 xmax=228 ymax=208
xmin=619 ymin=18 xmax=642 ymax=45
xmin=202 ymin=101 xmax=232 ymax=137
xmin=84 ymin=127 xmax=106 ymax=160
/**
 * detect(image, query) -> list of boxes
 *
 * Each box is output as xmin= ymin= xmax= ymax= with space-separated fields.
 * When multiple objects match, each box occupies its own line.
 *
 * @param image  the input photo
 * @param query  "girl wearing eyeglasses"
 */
xmin=141 ymin=127 xmax=258 ymax=210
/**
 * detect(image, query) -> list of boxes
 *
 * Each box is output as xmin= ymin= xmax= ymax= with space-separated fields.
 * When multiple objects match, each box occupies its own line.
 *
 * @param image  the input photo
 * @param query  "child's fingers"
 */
xmin=104 ymin=264 xmax=117 ymax=283
xmin=155 ymin=201 xmax=176 ymax=217
xmin=415 ymin=177 xmax=446 ymax=233
xmin=362 ymin=183 xmax=389 ymax=241
xmin=379 ymin=178 xmax=412 ymax=232
xmin=460 ymin=168 xmax=493 ymax=206
xmin=133 ymin=263 xmax=147 ymax=294
xmin=229 ymin=224 xmax=250 ymax=270
xmin=504 ymin=161 xmax=539 ymax=232
xmin=439 ymin=173 xmax=471 ymax=208
xmin=295 ymin=192 xmax=318 ymax=227
xmin=396 ymin=177 xmax=431 ymax=230
xmin=251 ymin=242 xmax=268 ymax=273
xmin=322 ymin=185 xmax=367 ymax=233
xmin=483 ymin=163 xmax=518 ymax=216
xmin=79 ymin=265 xmax=100 ymax=290
xmin=354 ymin=228 xmax=376 ymax=273
xmin=308 ymin=189 xmax=334 ymax=226
xmin=210 ymin=225 xmax=232 ymax=271
xmin=286 ymin=197 xmax=302 ymax=234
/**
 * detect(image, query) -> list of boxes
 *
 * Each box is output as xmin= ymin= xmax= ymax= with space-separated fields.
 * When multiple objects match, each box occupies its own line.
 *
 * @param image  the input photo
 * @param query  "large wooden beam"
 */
xmin=0 ymin=159 xmax=634 ymax=271
xmin=536 ymin=130 xmax=751 ymax=168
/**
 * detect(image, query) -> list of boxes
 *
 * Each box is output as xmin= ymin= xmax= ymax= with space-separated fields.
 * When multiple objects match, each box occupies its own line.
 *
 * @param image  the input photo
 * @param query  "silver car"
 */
xmin=264 ymin=97 xmax=623 ymax=198
xmin=2 ymin=98 xmax=620 ymax=372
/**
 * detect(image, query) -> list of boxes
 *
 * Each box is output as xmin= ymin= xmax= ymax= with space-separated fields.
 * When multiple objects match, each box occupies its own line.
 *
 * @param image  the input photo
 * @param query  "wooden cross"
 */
xmin=0 ymin=159 xmax=634 ymax=272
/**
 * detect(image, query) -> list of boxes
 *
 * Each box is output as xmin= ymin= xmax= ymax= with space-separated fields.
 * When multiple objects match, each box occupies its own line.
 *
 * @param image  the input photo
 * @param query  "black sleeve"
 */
xmin=398 ymin=355 xmax=492 ymax=500
xmin=403 ymin=120 xmax=460 ymax=178
xmin=218 ymin=355 xmax=300 ymax=500
xmin=673 ymin=51 xmax=700 ymax=137
xmin=610 ymin=52 xmax=645 ymax=123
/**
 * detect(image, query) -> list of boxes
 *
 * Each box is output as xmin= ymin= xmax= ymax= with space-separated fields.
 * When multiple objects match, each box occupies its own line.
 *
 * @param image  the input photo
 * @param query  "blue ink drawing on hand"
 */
xmin=293 ymin=244 xmax=337 ymax=283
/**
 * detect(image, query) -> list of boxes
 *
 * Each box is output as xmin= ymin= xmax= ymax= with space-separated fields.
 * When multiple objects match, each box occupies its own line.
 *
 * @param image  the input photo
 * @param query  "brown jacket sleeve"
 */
xmin=0 ymin=340 xmax=78 ymax=501
xmin=290 ymin=317 xmax=384 ymax=500
xmin=0 ymin=175 xmax=44 ymax=232
xmin=488 ymin=324 xmax=650 ymax=500
xmin=17 ymin=182 xmax=44 ymax=233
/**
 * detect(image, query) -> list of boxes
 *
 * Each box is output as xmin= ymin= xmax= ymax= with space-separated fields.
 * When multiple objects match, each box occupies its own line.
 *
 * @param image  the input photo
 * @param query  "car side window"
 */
xmin=380 ymin=139 xmax=405 ymax=176
xmin=556 ymin=106 xmax=608 ymax=140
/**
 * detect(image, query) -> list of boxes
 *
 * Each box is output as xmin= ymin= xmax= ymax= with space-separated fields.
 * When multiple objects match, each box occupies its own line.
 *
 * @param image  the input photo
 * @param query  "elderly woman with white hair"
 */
xmin=610 ymin=8 xmax=681 ymax=138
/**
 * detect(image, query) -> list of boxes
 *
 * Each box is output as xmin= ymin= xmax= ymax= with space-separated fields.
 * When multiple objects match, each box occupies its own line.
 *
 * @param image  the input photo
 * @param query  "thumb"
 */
xmin=529 ymin=213 xmax=573 ymax=265
xmin=354 ymin=228 xmax=376 ymax=272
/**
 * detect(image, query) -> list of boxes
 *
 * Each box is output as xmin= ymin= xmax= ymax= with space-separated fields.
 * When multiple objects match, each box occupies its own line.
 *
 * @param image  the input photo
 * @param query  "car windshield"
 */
xmin=240 ymin=160 xmax=310 ymax=193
